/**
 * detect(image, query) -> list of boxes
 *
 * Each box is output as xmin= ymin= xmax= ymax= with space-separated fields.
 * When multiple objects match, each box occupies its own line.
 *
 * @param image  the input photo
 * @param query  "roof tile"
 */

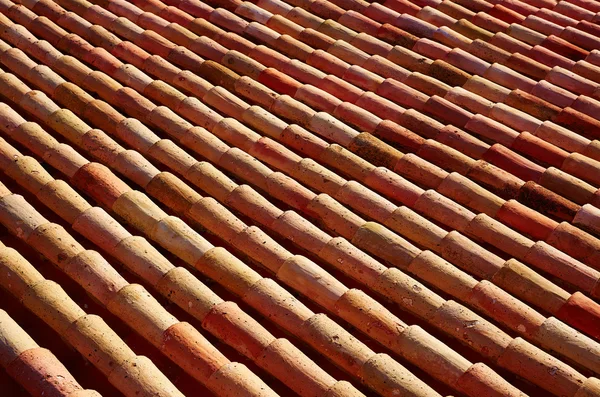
xmin=2 ymin=0 xmax=600 ymax=394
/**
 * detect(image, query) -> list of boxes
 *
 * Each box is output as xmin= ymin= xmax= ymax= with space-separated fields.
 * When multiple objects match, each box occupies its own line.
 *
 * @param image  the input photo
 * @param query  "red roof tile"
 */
xmin=0 ymin=0 xmax=599 ymax=395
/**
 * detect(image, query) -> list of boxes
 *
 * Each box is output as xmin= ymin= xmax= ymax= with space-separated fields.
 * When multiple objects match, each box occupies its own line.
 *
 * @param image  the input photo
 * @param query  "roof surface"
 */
xmin=0 ymin=0 xmax=599 ymax=395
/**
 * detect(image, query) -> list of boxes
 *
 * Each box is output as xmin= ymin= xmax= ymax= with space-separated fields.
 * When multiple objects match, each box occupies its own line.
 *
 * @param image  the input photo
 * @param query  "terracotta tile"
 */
xmin=283 ymin=59 xmax=327 ymax=86
xmin=439 ymin=172 xmax=505 ymax=216
xmin=424 ymin=95 xmax=473 ymax=127
xmin=413 ymin=37 xmax=451 ymax=60
xmin=382 ymin=0 xmax=421 ymax=14
xmin=279 ymin=256 xmax=347 ymax=309
xmin=497 ymin=199 xmax=559 ymax=241
xmin=6 ymin=0 xmax=600 ymax=394
xmin=454 ymin=18 xmax=494 ymax=41
xmin=469 ymin=38 xmax=511 ymax=63
xmin=287 ymin=7 xmax=323 ymax=29
xmin=404 ymin=72 xmax=448 ymax=97
xmin=469 ymin=280 xmax=545 ymax=337
xmin=355 ymin=91 xmax=406 ymax=123
xmin=490 ymin=33 xmax=532 ymax=58
xmin=7 ymin=348 xmax=83 ymax=397
xmin=362 ymin=352 xmax=444 ymax=395
xmin=507 ymin=53 xmax=552 ymax=80
xmin=364 ymin=2 xmax=400 ymax=24
xmin=334 ymin=102 xmax=382 ymax=131
xmin=317 ymin=19 xmax=358 ymax=43
xmin=419 ymin=138 xmax=477 ymax=174
xmin=297 ymin=27 xmax=335 ymax=50
xmin=417 ymin=5 xmax=457 ymax=26
xmin=484 ymin=62 xmax=536 ymax=91
xmin=573 ymin=203 xmax=600 ymax=236
xmin=382 ymin=206 xmax=446 ymax=252
xmin=394 ymin=152 xmax=449 ymax=188
xmin=542 ymin=34 xmax=589 ymax=61
xmin=553 ymin=106 xmax=600 ymax=139
xmin=108 ymin=356 xmax=185 ymax=396
xmin=377 ymin=22 xmax=419 ymax=47
xmin=539 ymin=167 xmax=597 ymax=204
xmin=511 ymin=131 xmax=568 ymax=167
xmin=561 ymin=152 xmax=600 ymax=186
xmin=578 ymin=19 xmax=600 ymax=37
xmin=489 ymin=3 xmax=526 ymax=23
xmin=505 ymin=0 xmax=540 ymax=15
xmin=377 ymin=78 xmax=429 ymax=110
xmin=342 ymin=65 xmax=385 ymax=92
xmin=265 ymin=16 xmax=302 ymax=39
xmin=483 ymin=143 xmax=546 ymax=183
xmin=396 ymin=13 xmax=438 ymax=38
xmin=417 ymin=190 xmax=476 ymax=231
xmin=433 ymin=25 xmax=473 ymax=49
xmin=472 ymin=10 xmax=510 ymax=32
xmin=311 ymin=0 xmax=345 ymax=20
xmin=516 ymin=180 xmax=580 ymax=221
xmin=463 ymin=75 xmax=511 ymax=103
xmin=523 ymin=14 xmax=564 ymax=36
xmin=556 ymin=292 xmax=600 ymax=339
xmin=440 ymin=231 xmax=505 ymax=278
xmin=525 ymin=241 xmax=599 ymax=293
xmin=583 ymin=139 xmax=600 ymax=161
xmin=257 ymin=67 xmax=301 ymax=96
xmin=373 ymin=119 xmax=425 ymax=151
xmin=505 ymin=89 xmax=561 ymax=120
xmin=339 ymin=10 xmax=380 ymax=35
xmin=408 ymin=252 xmax=477 ymax=301
xmin=439 ymin=2 xmax=476 ymax=20
xmin=547 ymin=221 xmax=600 ymax=268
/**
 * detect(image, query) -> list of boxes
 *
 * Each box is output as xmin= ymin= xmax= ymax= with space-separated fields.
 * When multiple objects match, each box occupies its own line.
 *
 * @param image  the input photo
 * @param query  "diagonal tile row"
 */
xmin=68 ymin=0 xmax=600 ymax=245
xmin=5 ymin=0 xmax=596 ymax=346
xmin=4 ymin=0 xmax=595 ymax=338
xmin=233 ymin=0 xmax=600 ymax=112
xmin=0 ymin=49 xmax=527 ymax=397
xmin=0 ymin=211 xmax=188 ymax=397
xmin=34 ymin=0 xmax=600 ymax=230
xmin=131 ymin=0 xmax=600 ymax=199
xmin=0 ymin=306 xmax=101 ymax=397
xmin=0 ymin=6 xmax=598 ymax=397
xmin=372 ymin=0 xmax=600 ymax=63
xmin=18 ymin=0 xmax=600 ymax=312
xmin=138 ymin=0 xmax=600 ymax=226
xmin=0 ymin=150 xmax=291 ymax=396
xmin=234 ymin=0 xmax=600 ymax=166
xmin=21 ymin=0 xmax=595 ymax=294
xmin=89 ymin=0 xmax=600 ymax=212
xmin=214 ymin=0 xmax=600 ymax=163
xmin=0 ymin=0 xmax=600 ymax=395
xmin=421 ymin=0 xmax=600 ymax=49
xmin=0 ymin=121 xmax=365 ymax=397
xmin=260 ymin=0 xmax=600 ymax=104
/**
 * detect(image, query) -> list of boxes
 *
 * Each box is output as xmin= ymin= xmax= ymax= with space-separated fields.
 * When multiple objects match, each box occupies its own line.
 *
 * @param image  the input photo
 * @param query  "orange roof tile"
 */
xmin=0 ymin=0 xmax=599 ymax=395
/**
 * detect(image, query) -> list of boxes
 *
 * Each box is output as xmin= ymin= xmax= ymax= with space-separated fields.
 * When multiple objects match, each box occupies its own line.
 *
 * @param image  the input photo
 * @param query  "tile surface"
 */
xmin=0 ymin=0 xmax=600 ymax=395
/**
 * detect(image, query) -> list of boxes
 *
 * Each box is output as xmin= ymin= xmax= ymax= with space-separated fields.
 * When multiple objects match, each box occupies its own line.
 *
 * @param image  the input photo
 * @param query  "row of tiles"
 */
xmin=3 ymin=0 xmax=600 ymax=392
xmin=0 ymin=13 xmax=592 ymax=397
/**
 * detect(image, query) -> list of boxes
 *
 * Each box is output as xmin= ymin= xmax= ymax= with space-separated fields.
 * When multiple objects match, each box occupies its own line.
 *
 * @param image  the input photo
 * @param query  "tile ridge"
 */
xmin=0 ymin=308 xmax=101 ymax=397
xmin=0 ymin=95 xmax=356 ymax=397
xmin=0 ymin=157 xmax=279 ymax=396
xmin=0 ymin=125 xmax=353 ymax=396
xmin=0 ymin=64 xmax=441 ymax=397
xmin=68 ymin=0 xmax=600 ymax=296
xmin=3 ymin=13 xmax=600 ymax=394
xmin=11 ymin=0 xmax=600 ymax=340
xmin=44 ymin=0 xmax=600 ymax=276
xmin=0 ymin=227 xmax=185 ymax=397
